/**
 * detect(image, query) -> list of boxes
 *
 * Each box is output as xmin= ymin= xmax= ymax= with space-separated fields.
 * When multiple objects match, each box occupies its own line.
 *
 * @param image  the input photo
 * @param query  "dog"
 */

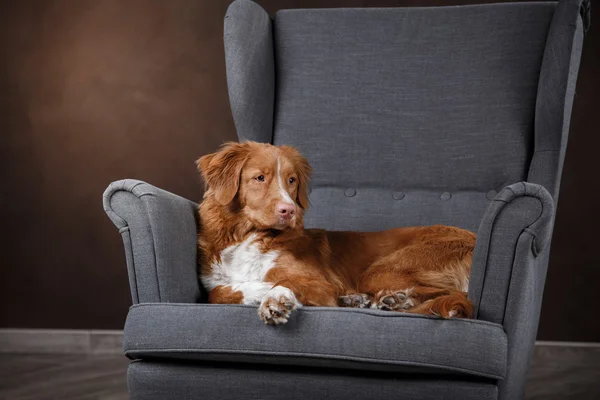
xmin=197 ymin=141 xmax=475 ymax=325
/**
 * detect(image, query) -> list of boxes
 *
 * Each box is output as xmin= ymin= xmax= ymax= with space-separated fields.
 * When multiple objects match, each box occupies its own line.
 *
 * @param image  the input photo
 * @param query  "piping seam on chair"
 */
xmin=498 ymin=230 xmax=530 ymax=328
xmin=128 ymin=303 xmax=505 ymax=328
xmin=142 ymin=197 xmax=162 ymax=303
xmin=476 ymin=196 xmax=544 ymax=320
xmin=122 ymin=182 xmax=162 ymax=303
xmin=109 ymin=185 xmax=161 ymax=303
xmin=103 ymin=181 xmax=146 ymax=227
xmin=123 ymin=348 xmax=505 ymax=380
xmin=104 ymin=181 xmax=168 ymax=303
xmin=130 ymin=181 xmax=156 ymax=199
xmin=501 ymin=230 xmax=537 ymax=327
xmin=128 ymin=181 xmax=145 ymax=191
xmin=474 ymin=190 xmax=545 ymax=321
xmin=524 ymin=227 xmax=541 ymax=256
xmin=106 ymin=187 xmax=140 ymax=303
xmin=121 ymin=228 xmax=140 ymax=304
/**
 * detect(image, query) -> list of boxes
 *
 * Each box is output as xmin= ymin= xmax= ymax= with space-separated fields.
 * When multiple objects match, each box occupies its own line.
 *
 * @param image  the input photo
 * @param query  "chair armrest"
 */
xmin=468 ymin=182 xmax=554 ymax=323
xmin=103 ymin=179 xmax=202 ymax=304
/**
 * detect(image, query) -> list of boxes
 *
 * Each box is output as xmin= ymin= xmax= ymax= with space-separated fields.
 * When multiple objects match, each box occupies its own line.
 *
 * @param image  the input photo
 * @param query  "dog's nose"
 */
xmin=276 ymin=203 xmax=296 ymax=220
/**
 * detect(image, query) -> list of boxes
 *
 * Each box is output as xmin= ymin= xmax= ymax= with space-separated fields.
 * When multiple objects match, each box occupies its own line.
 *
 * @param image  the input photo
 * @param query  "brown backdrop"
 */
xmin=0 ymin=0 xmax=597 ymax=341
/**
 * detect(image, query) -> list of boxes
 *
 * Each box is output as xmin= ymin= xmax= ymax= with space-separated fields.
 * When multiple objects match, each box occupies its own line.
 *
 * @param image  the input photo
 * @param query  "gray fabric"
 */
xmin=224 ymin=0 xmax=274 ymax=143
xmin=468 ymin=182 xmax=554 ymax=323
xmin=528 ymin=0 xmax=585 ymax=200
xmin=124 ymin=303 xmax=507 ymax=380
xmin=103 ymin=180 xmax=201 ymax=304
xmin=128 ymin=361 xmax=499 ymax=400
xmin=503 ymin=3 xmax=585 ymax=398
xmin=499 ymin=235 xmax=550 ymax=400
xmin=272 ymin=3 xmax=554 ymax=194
xmin=468 ymin=182 xmax=554 ymax=400
xmin=305 ymin=188 xmax=493 ymax=232
xmin=271 ymin=2 xmax=556 ymax=233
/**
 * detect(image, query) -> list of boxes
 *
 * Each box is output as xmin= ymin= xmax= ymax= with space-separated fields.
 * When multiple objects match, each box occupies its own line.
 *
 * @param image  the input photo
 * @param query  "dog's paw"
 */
xmin=258 ymin=286 xmax=299 ymax=325
xmin=338 ymin=293 xmax=372 ymax=308
xmin=375 ymin=288 xmax=416 ymax=311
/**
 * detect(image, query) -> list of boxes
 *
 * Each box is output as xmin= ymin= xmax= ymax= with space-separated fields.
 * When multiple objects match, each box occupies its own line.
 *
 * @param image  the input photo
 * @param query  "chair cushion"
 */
xmin=124 ymin=303 xmax=507 ymax=380
xmin=272 ymin=4 xmax=554 ymax=192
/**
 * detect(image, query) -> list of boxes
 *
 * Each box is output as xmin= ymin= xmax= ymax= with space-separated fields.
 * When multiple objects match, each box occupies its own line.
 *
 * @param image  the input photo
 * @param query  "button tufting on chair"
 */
xmin=392 ymin=192 xmax=405 ymax=200
xmin=486 ymin=190 xmax=498 ymax=200
xmin=344 ymin=188 xmax=357 ymax=197
xmin=440 ymin=192 xmax=452 ymax=201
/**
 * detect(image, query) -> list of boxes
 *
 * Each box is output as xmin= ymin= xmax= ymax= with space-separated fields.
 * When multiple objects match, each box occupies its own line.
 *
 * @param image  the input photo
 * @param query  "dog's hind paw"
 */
xmin=375 ymin=288 xmax=416 ymax=311
xmin=338 ymin=293 xmax=372 ymax=308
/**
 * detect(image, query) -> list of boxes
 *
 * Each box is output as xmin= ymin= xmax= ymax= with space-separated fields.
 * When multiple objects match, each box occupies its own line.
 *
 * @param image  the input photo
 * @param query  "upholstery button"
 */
xmin=486 ymin=190 xmax=497 ymax=200
xmin=440 ymin=192 xmax=452 ymax=201
xmin=344 ymin=188 xmax=356 ymax=197
xmin=392 ymin=192 xmax=405 ymax=200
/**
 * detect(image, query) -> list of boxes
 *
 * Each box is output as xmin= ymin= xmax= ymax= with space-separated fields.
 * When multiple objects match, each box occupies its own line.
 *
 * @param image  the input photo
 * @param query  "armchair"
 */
xmin=103 ymin=1 xmax=589 ymax=399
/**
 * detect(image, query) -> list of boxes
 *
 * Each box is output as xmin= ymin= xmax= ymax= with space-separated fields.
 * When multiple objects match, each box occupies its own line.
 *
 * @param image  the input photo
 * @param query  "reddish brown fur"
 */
xmin=208 ymin=285 xmax=244 ymax=304
xmin=197 ymin=142 xmax=475 ymax=319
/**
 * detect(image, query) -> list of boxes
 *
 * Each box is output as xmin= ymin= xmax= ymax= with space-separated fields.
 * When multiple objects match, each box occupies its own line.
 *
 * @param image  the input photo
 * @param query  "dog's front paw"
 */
xmin=258 ymin=286 xmax=299 ymax=325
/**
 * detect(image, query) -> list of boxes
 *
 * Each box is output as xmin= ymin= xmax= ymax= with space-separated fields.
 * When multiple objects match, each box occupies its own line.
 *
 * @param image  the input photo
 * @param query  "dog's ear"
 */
xmin=197 ymin=142 xmax=250 ymax=206
xmin=281 ymin=146 xmax=312 ymax=210
xmin=295 ymin=157 xmax=312 ymax=210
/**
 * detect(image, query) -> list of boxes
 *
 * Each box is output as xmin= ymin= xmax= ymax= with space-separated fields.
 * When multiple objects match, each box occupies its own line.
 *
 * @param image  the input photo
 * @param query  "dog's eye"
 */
xmin=289 ymin=177 xmax=296 ymax=184
xmin=256 ymin=175 xmax=265 ymax=182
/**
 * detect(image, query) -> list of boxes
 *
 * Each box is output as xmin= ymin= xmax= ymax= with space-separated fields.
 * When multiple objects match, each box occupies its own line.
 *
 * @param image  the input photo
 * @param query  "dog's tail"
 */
xmin=409 ymin=290 xmax=473 ymax=318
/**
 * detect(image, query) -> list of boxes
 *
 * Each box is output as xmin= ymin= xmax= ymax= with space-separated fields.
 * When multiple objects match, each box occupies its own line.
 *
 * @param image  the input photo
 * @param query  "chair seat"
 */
xmin=124 ymin=303 xmax=507 ymax=380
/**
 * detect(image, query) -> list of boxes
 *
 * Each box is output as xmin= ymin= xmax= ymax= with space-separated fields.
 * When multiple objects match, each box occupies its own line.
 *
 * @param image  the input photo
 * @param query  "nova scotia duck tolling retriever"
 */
xmin=197 ymin=142 xmax=475 ymax=325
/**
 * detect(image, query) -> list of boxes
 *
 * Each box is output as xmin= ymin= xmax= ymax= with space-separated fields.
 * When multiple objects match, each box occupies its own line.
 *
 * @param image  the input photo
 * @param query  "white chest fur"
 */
xmin=202 ymin=234 xmax=280 ymax=305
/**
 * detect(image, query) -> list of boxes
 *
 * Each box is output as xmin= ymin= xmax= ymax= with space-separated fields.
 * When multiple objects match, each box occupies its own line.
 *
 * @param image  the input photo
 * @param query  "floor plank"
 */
xmin=525 ymin=345 xmax=600 ymax=400
xmin=0 ymin=355 xmax=128 ymax=400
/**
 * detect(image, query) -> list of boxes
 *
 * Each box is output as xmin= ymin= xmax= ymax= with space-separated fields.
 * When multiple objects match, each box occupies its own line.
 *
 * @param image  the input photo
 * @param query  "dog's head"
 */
xmin=198 ymin=141 xmax=311 ymax=231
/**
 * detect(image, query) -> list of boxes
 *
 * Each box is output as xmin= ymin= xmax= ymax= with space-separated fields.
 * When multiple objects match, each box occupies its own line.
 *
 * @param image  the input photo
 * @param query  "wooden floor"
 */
xmin=0 ymin=346 xmax=598 ymax=399
xmin=0 ymin=354 xmax=128 ymax=400
xmin=526 ymin=345 xmax=600 ymax=400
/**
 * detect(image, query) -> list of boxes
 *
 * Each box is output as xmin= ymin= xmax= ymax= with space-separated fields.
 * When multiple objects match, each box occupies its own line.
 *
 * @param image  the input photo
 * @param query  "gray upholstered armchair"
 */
xmin=103 ymin=1 xmax=589 ymax=399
